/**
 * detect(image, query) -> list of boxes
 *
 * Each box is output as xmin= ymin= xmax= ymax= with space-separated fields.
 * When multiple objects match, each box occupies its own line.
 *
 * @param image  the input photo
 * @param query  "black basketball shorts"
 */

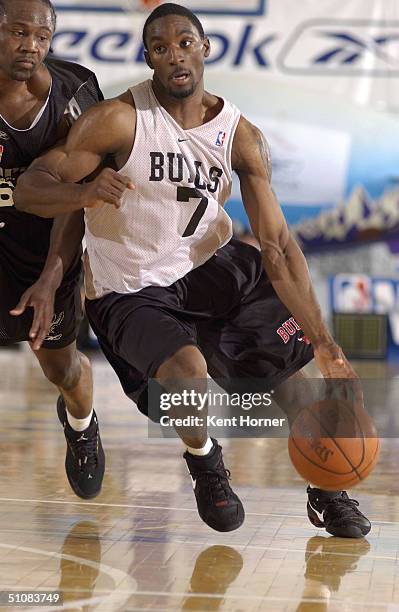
xmin=85 ymin=238 xmax=314 ymax=417
xmin=0 ymin=263 xmax=83 ymax=349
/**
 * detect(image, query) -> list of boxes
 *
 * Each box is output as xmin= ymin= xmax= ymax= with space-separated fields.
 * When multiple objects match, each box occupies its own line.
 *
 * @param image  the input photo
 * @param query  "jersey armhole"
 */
xmin=113 ymin=87 xmax=139 ymax=175
xmin=226 ymin=110 xmax=242 ymax=178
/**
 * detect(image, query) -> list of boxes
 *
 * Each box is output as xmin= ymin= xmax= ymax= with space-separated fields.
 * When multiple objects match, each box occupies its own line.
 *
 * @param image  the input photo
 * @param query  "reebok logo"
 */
xmin=279 ymin=20 xmax=399 ymax=75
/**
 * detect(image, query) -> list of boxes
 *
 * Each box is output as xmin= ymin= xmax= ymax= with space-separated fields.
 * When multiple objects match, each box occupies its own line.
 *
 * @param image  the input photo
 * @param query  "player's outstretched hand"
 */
xmin=81 ymin=168 xmax=135 ymax=209
xmin=9 ymin=277 xmax=58 ymax=351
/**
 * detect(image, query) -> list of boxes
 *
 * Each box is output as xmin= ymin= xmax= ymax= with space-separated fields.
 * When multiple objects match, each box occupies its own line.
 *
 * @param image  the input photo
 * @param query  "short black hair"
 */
xmin=143 ymin=2 xmax=204 ymax=50
xmin=0 ymin=0 xmax=56 ymax=30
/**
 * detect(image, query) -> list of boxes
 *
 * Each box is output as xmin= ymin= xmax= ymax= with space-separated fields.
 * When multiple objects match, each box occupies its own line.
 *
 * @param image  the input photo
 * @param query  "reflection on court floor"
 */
xmin=0 ymin=348 xmax=398 ymax=611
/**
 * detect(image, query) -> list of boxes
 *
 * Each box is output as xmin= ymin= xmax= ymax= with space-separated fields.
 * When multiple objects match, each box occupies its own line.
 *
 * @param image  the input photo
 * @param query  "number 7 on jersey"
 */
xmin=177 ymin=186 xmax=209 ymax=237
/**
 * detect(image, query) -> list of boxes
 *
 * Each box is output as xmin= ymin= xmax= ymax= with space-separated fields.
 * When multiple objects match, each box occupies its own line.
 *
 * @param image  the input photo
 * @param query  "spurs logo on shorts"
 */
xmin=45 ymin=311 xmax=65 ymax=341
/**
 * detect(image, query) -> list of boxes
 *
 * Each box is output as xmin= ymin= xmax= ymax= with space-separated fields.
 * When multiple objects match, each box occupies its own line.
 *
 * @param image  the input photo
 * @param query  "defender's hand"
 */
xmin=81 ymin=168 xmax=135 ymax=209
xmin=10 ymin=278 xmax=58 ymax=351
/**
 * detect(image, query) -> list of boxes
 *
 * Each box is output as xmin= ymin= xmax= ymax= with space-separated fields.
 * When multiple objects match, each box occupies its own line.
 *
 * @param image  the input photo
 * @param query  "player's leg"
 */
xmin=32 ymin=341 xmax=92 ymax=418
xmin=197 ymin=238 xmax=370 ymax=538
xmin=0 ymin=263 xmax=104 ymax=499
xmin=31 ymin=282 xmax=104 ymax=499
xmin=155 ymin=344 xmax=245 ymax=532
xmin=85 ymin=288 xmax=244 ymax=532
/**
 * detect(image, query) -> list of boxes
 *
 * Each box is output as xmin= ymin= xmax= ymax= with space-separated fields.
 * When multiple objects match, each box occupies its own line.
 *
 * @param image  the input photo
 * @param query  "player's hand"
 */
xmin=314 ymin=341 xmax=364 ymax=406
xmin=9 ymin=277 xmax=58 ymax=351
xmin=81 ymin=168 xmax=135 ymax=209
xmin=314 ymin=342 xmax=357 ymax=379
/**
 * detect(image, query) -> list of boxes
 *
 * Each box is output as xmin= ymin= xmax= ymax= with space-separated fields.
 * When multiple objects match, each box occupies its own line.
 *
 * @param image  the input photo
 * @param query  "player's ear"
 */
xmin=144 ymin=50 xmax=153 ymax=69
xmin=203 ymin=37 xmax=210 ymax=58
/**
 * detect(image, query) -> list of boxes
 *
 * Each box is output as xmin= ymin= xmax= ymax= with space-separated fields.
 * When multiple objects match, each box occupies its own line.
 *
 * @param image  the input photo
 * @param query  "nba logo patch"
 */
xmin=0 ymin=146 xmax=3 ymax=163
xmin=215 ymin=131 xmax=226 ymax=146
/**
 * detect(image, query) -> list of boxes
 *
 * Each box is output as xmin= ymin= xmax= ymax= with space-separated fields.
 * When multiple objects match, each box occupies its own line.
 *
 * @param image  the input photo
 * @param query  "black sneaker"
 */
xmin=57 ymin=396 xmax=105 ymax=499
xmin=307 ymin=486 xmax=371 ymax=538
xmin=184 ymin=439 xmax=245 ymax=532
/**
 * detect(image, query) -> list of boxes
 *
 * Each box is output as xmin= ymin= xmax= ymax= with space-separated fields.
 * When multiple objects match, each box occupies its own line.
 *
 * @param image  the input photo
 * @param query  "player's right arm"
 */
xmin=14 ymin=99 xmax=136 ymax=218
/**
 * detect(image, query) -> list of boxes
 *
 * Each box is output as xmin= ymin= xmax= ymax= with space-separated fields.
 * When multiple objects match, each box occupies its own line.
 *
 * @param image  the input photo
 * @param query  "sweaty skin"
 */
xmin=14 ymin=13 xmax=357 ymax=381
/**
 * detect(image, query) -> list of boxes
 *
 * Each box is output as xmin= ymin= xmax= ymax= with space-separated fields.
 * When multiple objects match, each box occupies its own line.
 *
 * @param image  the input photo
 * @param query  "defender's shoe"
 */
xmin=184 ymin=439 xmax=245 ymax=532
xmin=307 ymin=486 xmax=371 ymax=538
xmin=57 ymin=396 xmax=105 ymax=499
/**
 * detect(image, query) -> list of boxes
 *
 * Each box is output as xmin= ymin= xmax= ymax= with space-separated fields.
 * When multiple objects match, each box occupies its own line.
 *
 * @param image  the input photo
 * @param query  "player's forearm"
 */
xmin=261 ymin=234 xmax=334 ymax=348
xmin=14 ymin=170 xmax=86 ymax=218
xmin=42 ymin=211 xmax=85 ymax=290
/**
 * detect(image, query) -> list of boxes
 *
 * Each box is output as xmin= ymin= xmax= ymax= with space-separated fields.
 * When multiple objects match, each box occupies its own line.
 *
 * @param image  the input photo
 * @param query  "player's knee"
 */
xmin=156 ymin=345 xmax=207 ymax=381
xmin=41 ymin=354 xmax=81 ymax=389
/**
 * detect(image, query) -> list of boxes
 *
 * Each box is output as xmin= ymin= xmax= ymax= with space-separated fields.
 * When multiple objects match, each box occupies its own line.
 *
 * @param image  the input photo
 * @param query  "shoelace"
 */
xmin=324 ymin=494 xmax=362 ymax=522
xmin=69 ymin=433 xmax=98 ymax=472
xmin=195 ymin=467 xmax=232 ymax=505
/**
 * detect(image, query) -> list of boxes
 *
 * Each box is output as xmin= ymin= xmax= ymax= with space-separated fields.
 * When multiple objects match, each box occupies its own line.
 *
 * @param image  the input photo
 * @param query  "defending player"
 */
xmin=14 ymin=3 xmax=370 ymax=537
xmin=0 ymin=0 xmax=104 ymax=498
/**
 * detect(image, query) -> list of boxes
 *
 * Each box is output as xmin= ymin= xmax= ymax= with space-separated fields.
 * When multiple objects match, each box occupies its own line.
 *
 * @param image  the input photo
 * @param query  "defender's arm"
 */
xmin=14 ymin=100 xmax=135 ymax=218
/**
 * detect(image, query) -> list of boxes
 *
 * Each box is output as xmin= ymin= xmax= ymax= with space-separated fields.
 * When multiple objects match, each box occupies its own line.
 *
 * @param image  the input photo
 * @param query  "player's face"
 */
xmin=0 ymin=0 xmax=53 ymax=81
xmin=145 ymin=15 xmax=210 ymax=100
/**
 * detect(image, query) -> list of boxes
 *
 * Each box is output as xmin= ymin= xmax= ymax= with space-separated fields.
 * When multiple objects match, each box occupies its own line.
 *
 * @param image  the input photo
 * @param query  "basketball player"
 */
xmin=14 ymin=3 xmax=370 ymax=537
xmin=0 ymin=0 xmax=104 ymax=498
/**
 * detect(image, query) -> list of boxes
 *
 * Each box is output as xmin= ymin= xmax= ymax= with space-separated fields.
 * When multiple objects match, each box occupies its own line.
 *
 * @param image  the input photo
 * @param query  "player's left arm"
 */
xmin=232 ymin=116 xmax=357 ymax=379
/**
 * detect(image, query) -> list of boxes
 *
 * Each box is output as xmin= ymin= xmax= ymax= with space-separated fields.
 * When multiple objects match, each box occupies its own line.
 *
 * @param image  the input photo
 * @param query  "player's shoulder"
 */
xmin=45 ymin=56 xmax=97 ymax=85
xmin=232 ymin=115 xmax=261 ymax=156
xmin=100 ymin=91 xmax=136 ymax=117
xmin=234 ymin=115 xmax=262 ymax=141
xmin=73 ymin=94 xmax=136 ymax=132
xmin=232 ymin=116 xmax=268 ymax=172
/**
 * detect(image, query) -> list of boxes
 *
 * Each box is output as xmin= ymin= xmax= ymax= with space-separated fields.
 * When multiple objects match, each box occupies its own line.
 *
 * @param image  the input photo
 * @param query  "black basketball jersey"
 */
xmin=0 ymin=57 xmax=103 ymax=287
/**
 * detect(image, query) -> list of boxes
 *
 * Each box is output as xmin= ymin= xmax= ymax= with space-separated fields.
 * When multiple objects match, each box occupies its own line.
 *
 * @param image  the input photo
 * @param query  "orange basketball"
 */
xmin=288 ymin=398 xmax=380 ymax=490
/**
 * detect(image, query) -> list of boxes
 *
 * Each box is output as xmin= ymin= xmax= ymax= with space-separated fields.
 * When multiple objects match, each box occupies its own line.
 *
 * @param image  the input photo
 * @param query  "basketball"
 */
xmin=288 ymin=398 xmax=380 ymax=490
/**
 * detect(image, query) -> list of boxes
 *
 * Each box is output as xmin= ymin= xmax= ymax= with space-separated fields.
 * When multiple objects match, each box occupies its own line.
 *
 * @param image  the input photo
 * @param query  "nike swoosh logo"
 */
xmin=178 ymin=138 xmax=189 ymax=142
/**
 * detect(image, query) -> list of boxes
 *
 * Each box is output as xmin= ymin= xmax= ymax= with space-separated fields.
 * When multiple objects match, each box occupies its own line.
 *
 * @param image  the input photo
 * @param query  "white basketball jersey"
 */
xmin=84 ymin=79 xmax=241 ymax=299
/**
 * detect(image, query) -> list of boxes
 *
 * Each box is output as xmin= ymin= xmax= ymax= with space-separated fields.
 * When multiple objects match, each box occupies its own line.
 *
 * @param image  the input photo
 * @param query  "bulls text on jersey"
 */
xmin=149 ymin=152 xmax=224 ymax=195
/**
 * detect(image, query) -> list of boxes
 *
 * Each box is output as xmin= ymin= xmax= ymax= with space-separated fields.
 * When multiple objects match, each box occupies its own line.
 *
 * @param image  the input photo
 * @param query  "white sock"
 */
xmin=186 ymin=437 xmax=214 ymax=457
xmin=66 ymin=408 xmax=93 ymax=432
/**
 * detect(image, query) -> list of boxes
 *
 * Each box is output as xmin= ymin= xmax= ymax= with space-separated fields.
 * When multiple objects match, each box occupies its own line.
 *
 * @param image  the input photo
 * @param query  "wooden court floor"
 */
xmin=0 ymin=348 xmax=399 ymax=611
